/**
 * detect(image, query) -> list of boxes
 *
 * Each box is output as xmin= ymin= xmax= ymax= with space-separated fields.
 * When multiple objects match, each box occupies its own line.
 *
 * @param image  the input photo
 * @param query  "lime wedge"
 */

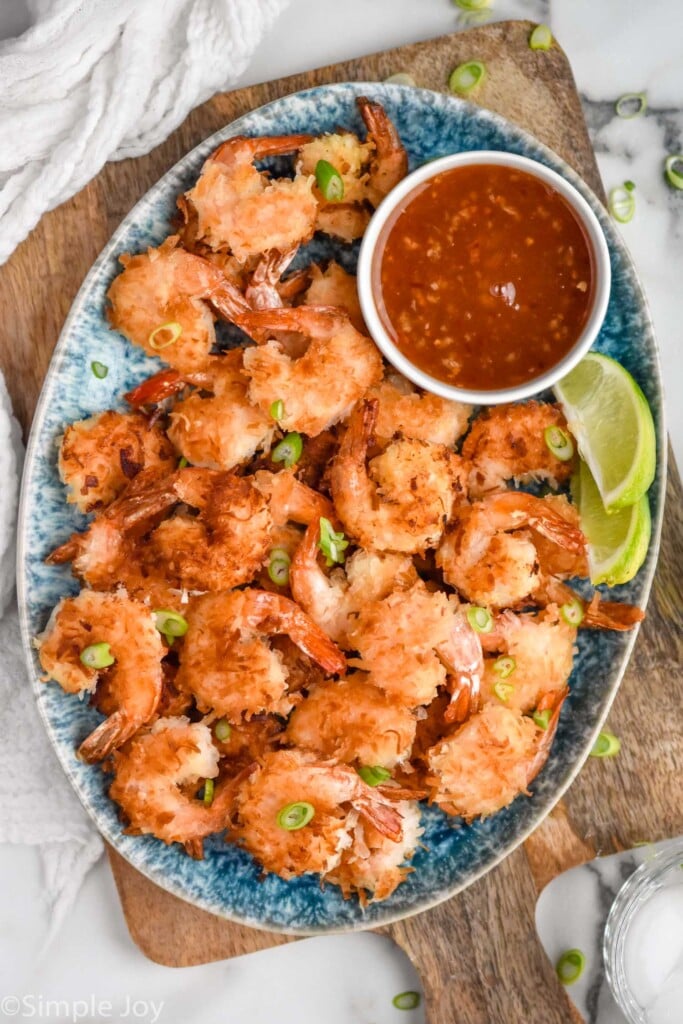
xmin=573 ymin=459 xmax=651 ymax=585
xmin=554 ymin=353 xmax=656 ymax=510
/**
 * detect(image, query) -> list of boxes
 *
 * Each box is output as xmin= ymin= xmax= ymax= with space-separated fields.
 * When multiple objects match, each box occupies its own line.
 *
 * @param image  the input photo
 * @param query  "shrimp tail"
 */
xmin=46 ymin=535 xmax=83 ymax=565
xmin=211 ymin=134 xmax=314 ymax=167
xmin=354 ymin=795 xmax=403 ymax=842
xmin=582 ymin=594 xmax=645 ymax=631
xmin=125 ymin=369 xmax=184 ymax=407
xmin=526 ymin=687 xmax=569 ymax=786
xmin=184 ymin=838 xmax=205 ymax=860
xmin=78 ymin=711 xmax=139 ymax=763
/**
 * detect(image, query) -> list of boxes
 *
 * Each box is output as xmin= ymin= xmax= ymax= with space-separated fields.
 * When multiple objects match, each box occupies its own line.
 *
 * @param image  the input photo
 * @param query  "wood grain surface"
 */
xmin=2 ymin=20 xmax=681 ymax=1024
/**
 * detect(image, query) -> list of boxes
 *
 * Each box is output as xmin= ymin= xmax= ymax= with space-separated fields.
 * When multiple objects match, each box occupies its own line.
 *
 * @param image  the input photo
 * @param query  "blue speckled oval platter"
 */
xmin=17 ymin=83 xmax=665 ymax=934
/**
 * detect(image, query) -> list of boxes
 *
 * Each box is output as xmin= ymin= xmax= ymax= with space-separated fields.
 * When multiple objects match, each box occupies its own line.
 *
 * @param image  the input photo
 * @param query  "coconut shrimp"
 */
xmin=230 ymin=749 xmax=412 ymax=879
xmin=462 ymin=402 xmax=575 ymax=498
xmin=239 ymin=307 xmax=383 ymax=436
xmin=38 ymin=590 xmax=164 ymax=762
xmin=58 ymin=410 xmax=175 ymax=513
xmin=107 ymin=236 xmax=251 ymax=372
xmin=285 ymin=674 xmax=417 ymax=769
xmin=331 ymin=399 xmax=466 ymax=554
xmin=427 ymin=693 xmax=567 ymax=820
xmin=436 ymin=491 xmax=586 ymax=609
xmin=368 ymin=373 xmax=472 ymax=448
xmin=127 ymin=352 xmax=276 ymax=471
xmin=109 ymin=718 xmax=234 ymax=856
xmin=176 ymin=589 xmax=345 ymax=723
xmin=303 ymin=262 xmax=365 ymax=332
xmin=184 ymin=134 xmax=317 ymax=262
xmin=479 ymin=606 xmax=576 ymax=712
xmin=290 ymin=519 xmax=417 ymax=645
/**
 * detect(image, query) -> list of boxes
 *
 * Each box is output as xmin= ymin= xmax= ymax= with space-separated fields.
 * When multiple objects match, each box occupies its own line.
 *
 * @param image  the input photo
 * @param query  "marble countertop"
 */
xmin=1 ymin=1 xmax=681 ymax=1023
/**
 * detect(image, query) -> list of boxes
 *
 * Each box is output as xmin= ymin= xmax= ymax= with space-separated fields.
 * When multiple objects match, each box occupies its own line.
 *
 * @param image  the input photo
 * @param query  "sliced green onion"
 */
xmin=544 ymin=425 xmax=574 ymax=462
xmin=79 ymin=642 xmax=115 ymax=670
xmin=148 ymin=321 xmax=183 ymax=350
xmin=384 ymin=72 xmax=417 ymax=87
xmin=560 ymin=598 xmax=584 ymax=627
xmin=214 ymin=718 xmax=232 ymax=743
xmin=318 ymin=517 xmax=348 ymax=567
xmin=315 ymin=160 xmax=344 ymax=202
xmin=202 ymin=778 xmax=215 ymax=807
xmin=529 ymin=24 xmax=553 ymax=51
xmin=268 ymin=548 xmax=291 ymax=587
xmin=555 ymin=949 xmax=586 ymax=985
xmin=533 ymin=708 xmax=552 ymax=730
xmin=177 ymin=456 xmax=188 ymax=469
xmin=392 ymin=991 xmax=421 ymax=1011
xmin=272 ymin=432 xmax=303 ymax=468
xmin=452 ymin=0 xmax=491 ymax=9
xmin=357 ymin=765 xmax=392 ymax=787
xmin=277 ymin=801 xmax=315 ymax=831
xmin=492 ymin=681 xmax=515 ymax=703
xmin=624 ymin=180 xmax=636 ymax=192
xmin=664 ymin=154 xmax=683 ymax=190
xmin=493 ymin=656 xmax=516 ymax=679
xmin=270 ymin=399 xmax=285 ymax=421
xmin=153 ymin=608 xmax=189 ymax=645
xmin=466 ymin=606 xmax=493 ymax=634
xmin=615 ymin=92 xmax=647 ymax=119
xmin=609 ymin=184 xmax=636 ymax=224
xmin=91 ymin=360 xmax=108 ymax=379
xmin=448 ymin=61 xmax=487 ymax=96
xmin=590 ymin=730 xmax=621 ymax=758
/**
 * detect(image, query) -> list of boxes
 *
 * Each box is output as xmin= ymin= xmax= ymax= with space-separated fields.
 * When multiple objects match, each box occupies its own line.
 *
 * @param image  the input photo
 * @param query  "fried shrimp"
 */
xmin=185 ymin=134 xmax=317 ymax=262
xmin=303 ymin=262 xmax=365 ymax=332
xmin=436 ymin=491 xmax=586 ymax=609
xmin=231 ymin=749 xmax=409 ymax=878
xmin=285 ymin=674 xmax=417 ymax=769
xmin=38 ymin=590 xmax=164 ymax=762
xmin=58 ymin=410 xmax=175 ymax=513
xmin=427 ymin=693 xmax=567 ymax=820
xmin=331 ymin=399 xmax=466 ymax=554
xmin=239 ymin=307 xmax=383 ymax=436
xmin=176 ymin=589 xmax=345 ymax=722
xmin=368 ymin=373 xmax=472 ymax=448
xmin=462 ymin=401 xmax=575 ymax=498
xmin=109 ymin=718 xmax=234 ymax=856
xmin=106 ymin=236 xmax=250 ymax=372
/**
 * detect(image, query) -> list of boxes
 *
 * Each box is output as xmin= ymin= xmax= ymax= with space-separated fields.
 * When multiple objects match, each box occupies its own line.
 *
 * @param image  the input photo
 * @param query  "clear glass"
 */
xmin=604 ymin=840 xmax=683 ymax=1024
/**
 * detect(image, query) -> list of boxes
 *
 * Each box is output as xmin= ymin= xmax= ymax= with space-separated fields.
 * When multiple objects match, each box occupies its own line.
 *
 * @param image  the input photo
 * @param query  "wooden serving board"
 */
xmin=2 ymin=20 xmax=681 ymax=1024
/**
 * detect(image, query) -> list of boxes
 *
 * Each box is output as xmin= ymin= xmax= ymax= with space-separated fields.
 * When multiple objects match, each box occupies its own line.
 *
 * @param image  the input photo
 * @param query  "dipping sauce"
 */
xmin=374 ymin=163 xmax=595 ymax=391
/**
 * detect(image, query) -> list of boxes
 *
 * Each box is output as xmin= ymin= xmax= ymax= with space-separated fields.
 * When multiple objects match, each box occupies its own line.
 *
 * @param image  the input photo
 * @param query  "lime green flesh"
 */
xmin=573 ymin=459 xmax=651 ymax=586
xmin=554 ymin=353 xmax=656 ymax=510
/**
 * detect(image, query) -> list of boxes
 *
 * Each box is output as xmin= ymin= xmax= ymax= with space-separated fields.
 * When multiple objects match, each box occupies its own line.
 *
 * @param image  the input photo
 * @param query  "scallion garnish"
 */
xmin=560 ymin=598 xmax=584 ymax=627
xmin=615 ymin=92 xmax=647 ymax=119
xmin=148 ymin=321 xmax=183 ymax=350
xmin=270 ymin=399 xmax=285 ymax=421
xmin=357 ymin=765 xmax=392 ymax=787
xmin=448 ymin=61 xmax=487 ymax=96
xmin=153 ymin=608 xmax=189 ymax=645
xmin=80 ymin=642 xmax=115 ymax=670
xmin=664 ymin=154 xmax=683 ymax=191
xmin=384 ymin=72 xmax=417 ymax=87
xmin=315 ymin=160 xmax=344 ymax=202
xmin=177 ymin=456 xmax=189 ymax=469
xmin=609 ymin=184 xmax=636 ymax=224
xmin=590 ymin=730 xmax=621 ymax=758
xmin=555 ymin=949 xmax=586 ymax=985
xmin=492 ymin=681 xmax=515 ymax=703
xmin=492 ymin=655 xmax=516 ymax=679
xmin=214 ymin=718 xmax=232 ymax=743
xmin=452 ymin=0 xmax=491 ymax=9
xmin=202 ymin=778 xmax=215 ymax=807
xmin=91 ymin=360 xmax=108 ymax=379
xmin=268 ymin=548 xmax=291 ymax=587
xmin=466 ymin=606 xmax=493 ymax=634
xmin=272 ymin=432 xmax=303 ymax=468
xmin=533 ymin=708 xmax=552 ymax=730
xmin=529 ymin=24 xmax=553 ymax=50
xmin=392 ymin=991 xmax=421 ymax=1011
xmin=544 ymin=425 xmax=574 ymax=461
xmin=277 ymin=801 xmax=315 ymax=831
xmin=318 ymin=517 xmax=348 ymax=567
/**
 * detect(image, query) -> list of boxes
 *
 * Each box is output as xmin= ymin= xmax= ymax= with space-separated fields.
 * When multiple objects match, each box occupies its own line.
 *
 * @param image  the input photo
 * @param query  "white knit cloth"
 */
xmin=0 ymin=0 xmax=290 ymax=933
xmin=0 ymin=0 xmax=291 ymax=265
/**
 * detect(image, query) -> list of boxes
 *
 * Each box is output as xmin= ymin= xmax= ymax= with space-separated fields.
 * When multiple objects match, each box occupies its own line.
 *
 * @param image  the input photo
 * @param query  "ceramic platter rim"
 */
xmin=17 ymin=82 xmax=666 ymax=935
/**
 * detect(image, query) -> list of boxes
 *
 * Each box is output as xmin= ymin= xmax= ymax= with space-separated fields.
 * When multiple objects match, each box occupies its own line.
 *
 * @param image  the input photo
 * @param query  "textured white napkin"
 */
xmin=0 ymin=0 xmax=292 ymax=265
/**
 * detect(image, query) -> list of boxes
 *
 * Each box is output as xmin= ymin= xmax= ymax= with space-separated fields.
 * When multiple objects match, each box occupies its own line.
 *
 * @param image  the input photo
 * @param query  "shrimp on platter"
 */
xmin=109 ymin=718 xmax=235 ymax=857
xmin=368 ymin=372 xmax=472 ymax=448
xmin=184 ymin=134 xmax=317 ymax=262
xmin=175 ymin=589 xmax=345 ymax=723
xmin=238 ymin=306 xmax=383 ymax=437
xmin=302 ymin=262 xmax=365 ymax=333
xmin=37 ymin=590 xmax=165 ymax=762
xmin=58 ymin=409 xmax=175 ymax=513
xmin=230 ymin=749 xmax=416 ymax=879
xmin=330 ymin=398 xmax=467 ymax=555
xmin=107 ymin=236 xmax=251 ymax=372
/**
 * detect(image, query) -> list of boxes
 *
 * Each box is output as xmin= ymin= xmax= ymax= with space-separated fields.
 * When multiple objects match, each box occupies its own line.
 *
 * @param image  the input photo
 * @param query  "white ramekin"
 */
xmin=357 ymin=150 xmax=611 ymax=405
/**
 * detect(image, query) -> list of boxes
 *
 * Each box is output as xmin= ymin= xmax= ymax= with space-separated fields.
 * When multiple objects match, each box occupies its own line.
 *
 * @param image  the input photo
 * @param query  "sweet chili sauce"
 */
xmin=374 ymin=164 xmax=595 ymax=390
